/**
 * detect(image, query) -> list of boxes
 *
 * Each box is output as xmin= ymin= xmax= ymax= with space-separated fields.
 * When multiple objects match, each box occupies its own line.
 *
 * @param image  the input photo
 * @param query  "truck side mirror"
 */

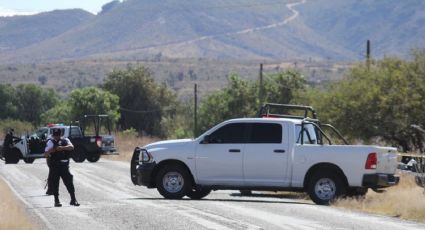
xmin=200 ymin=135 xmax=211 ymax=144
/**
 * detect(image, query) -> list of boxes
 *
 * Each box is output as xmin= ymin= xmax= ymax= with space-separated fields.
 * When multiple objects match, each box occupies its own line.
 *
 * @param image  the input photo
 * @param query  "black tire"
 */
xmin=130 ymin=149 xmax=139 ymax=185
xmin=239 ymin=190 xmax=252 ymax=196
xmin=72 ymin=147 xmax=86 ymax=163
xmin=156 ymin=164 xmax=191 ymax=199
xmin=307 ymin=171 xmax=346 ymax=205
xmin=86 ymin=153 xmax=101 ymax=163
xmin=23 ymin=157 xmax=35 ymax=164
xmin=187 ymin=187 xmax=211 ymax=200
xmin=5 ymin=148 xmax=20 ymax=164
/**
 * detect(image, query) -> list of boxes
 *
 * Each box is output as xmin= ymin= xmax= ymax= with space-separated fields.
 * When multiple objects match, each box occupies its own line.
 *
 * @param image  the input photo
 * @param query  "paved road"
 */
xmin=1 ymin=159 xmax=425 ymax=230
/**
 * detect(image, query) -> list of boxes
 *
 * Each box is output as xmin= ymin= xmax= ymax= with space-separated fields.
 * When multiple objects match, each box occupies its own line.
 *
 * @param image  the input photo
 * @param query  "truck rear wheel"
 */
xmin=307 ymin=171 xmax=346 ymax=205
xmin=72 ymin=147 xmax=86 ymax=163
xmin=156 ymin=164 xmax=190 ymax=199
xmin=87 ymin=153 xmax=100 ymax=163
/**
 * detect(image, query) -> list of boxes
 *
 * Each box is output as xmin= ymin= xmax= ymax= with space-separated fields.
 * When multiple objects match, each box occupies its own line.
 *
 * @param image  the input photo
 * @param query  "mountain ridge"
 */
xmin=0 ymin=0 xmax=423 ymax=63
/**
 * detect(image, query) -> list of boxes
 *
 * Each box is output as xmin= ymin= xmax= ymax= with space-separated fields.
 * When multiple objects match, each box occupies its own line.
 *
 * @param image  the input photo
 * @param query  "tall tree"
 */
xmin=308 ymin=52 xmax=425 ymax=151
xmin=68 ymin=87 xmax=120 ymax=123
xmin=0 ymin=84 xmax=17 ymax=119
xmin=103 ymin=66 xmax=179 ymax=137
xmin=14 ymin=84 xmax=58 ymax=125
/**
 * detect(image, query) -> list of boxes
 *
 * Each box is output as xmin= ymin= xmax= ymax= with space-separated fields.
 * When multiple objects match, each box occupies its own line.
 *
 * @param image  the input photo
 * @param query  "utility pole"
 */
xmin=259 ymin=63 xmax=264 ymax=106
xmin=366 ymin=40 xmax=371 ymax=70
xmin=194 ymin=83 xmax=198 ymax=138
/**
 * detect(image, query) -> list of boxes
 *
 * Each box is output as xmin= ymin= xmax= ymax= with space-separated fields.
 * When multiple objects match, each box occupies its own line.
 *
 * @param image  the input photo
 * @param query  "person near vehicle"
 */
xmin=44 ymin=128 xmax=80 ymax=207
xmin=2 ymin=128 xmax=20 ymax=160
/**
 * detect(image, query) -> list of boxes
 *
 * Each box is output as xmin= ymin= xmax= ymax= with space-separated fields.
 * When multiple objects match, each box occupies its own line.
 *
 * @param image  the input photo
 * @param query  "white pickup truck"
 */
xmin=131 ymin=104 xmax=399 ymax=204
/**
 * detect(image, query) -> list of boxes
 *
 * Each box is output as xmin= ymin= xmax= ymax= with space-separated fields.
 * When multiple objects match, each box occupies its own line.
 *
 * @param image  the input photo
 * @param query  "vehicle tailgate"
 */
xmin=376 ymin=147 xmax=398 ymax=174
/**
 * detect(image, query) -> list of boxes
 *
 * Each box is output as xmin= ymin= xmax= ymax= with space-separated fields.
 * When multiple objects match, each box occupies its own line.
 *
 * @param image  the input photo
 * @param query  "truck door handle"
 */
xmin=229 ymin=149 xmax=241 ymax=153
xmin=274 ymin=149 xmax=286 ymax=153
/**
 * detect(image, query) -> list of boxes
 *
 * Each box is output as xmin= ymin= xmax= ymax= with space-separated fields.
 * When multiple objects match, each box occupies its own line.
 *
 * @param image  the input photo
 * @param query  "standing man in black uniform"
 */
xmin=44 ymin=129 xmax=80 ymax=207
xmin=2 ymin=128 xmax=20 ymax=162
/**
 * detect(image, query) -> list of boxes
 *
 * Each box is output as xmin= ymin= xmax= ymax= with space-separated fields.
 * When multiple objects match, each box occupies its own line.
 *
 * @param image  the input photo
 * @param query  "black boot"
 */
xmin=54 ymin=195 xmax=62 ymax=207
xmin=70 ymin=193 xmax=80 ymax=206
xmin=70 ymin=200 xmax=80 ymax=206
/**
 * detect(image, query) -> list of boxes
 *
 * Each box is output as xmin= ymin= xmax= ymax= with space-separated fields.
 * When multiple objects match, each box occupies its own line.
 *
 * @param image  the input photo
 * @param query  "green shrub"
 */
xmin=0 ymin=119 xmax=34 ymax=137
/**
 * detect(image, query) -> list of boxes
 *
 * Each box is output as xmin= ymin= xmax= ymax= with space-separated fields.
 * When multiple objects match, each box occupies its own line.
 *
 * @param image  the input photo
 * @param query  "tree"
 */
xmin=198 ymin=71 xmax=306 ymax=133
xmin=0 ymin=84 xmax=17 ymax=119
xmin=308 ymin=53 xmax=425 ymax=151
xmin=68 ymin=87 xmax=120 ymax=123
xmin=103 ymin=66 xmax=179 ymax=137
xmin=40 ymin=103 xmax=72 ymax=124
xmin=14 ymin=84 xmax=59 ymax=125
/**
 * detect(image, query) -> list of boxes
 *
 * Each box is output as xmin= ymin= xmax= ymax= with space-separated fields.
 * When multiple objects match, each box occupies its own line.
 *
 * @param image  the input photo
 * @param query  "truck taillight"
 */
xmin=365 ymin=152 xmax=377 ymax=169
xmin=96 ymin=136 xmax=102 ymax=147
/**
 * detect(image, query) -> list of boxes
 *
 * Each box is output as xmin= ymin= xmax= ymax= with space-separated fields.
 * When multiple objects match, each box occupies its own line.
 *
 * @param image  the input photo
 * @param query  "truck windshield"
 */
xmin=295 ymin=124 xmax=318 ymax=144
xmin=35 ymin=128 xmax=48 ymax=139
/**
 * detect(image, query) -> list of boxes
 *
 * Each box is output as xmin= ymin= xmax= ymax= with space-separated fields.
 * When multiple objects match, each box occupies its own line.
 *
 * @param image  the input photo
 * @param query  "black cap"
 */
xmin=52 ymin=129 xmax=61 ymax=137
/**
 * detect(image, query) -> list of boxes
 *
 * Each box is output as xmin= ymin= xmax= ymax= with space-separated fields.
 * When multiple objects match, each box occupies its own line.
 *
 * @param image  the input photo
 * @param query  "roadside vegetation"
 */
xmin=335 ymin=173 xmax=425 ymax=223
xmin=0 ymin=177 xmax=35 ymax=230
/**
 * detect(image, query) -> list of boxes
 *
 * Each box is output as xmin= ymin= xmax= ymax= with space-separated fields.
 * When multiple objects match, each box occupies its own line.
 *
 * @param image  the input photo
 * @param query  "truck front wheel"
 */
xmin=156 ymin=165 xmax=191 ymax=199
xmin=307 ymin=172 xmax=346 ymax=205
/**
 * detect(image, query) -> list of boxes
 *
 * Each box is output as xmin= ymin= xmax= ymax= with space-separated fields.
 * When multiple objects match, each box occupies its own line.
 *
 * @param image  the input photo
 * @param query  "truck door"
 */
xmin=15 ymin=136 xmax=28 ymax=157
xmin=195 ymin=123 xmax=247 ymax=186
xmin=243 ymin=122 xmax=290 ymax=186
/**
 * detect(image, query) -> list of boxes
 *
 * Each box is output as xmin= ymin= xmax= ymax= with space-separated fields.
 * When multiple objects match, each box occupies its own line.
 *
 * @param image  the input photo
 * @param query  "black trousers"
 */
xmin=50 ymin=162 xmax=75 ymax=196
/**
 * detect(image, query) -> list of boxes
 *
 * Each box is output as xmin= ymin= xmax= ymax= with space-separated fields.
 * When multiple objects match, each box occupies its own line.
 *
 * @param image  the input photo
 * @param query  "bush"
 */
xmin=0 ymin=119 xmax=34 ymax=137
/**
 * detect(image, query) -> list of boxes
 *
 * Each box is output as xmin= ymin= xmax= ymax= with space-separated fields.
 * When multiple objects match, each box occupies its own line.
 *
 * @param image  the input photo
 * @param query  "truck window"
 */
xmin=35 ymin=128 xmax=48 ymax=139
xmin=49 ymin=128 xmax=65 ymax=136
xmin=70 ymin=127 xmax=82 ymax=137
xmin=296 ymin=124 xmax=318 ymax=144
xmin=208 ymin=123 xmax=246 ymax=143
xmin=248 ymin=123 xmax=282 ymax=143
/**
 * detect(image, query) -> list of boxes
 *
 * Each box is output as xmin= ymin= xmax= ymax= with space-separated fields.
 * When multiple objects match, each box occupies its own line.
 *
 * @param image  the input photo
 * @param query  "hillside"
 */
xmin=298 ymin=0 xmax=425 ymax=58
xmin=0 ymin=0 xmax=424 ymax=62
xmin=0 ymin=9 xmax=94 ymax=51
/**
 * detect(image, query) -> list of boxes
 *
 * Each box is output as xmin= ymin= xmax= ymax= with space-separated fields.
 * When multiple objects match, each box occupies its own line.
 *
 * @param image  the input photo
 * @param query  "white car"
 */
xmin=131 ymin=105 xmax=399 ymax=204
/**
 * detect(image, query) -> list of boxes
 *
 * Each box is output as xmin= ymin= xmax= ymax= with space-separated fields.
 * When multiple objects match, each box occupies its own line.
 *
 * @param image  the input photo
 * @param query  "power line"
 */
xmin=119 ymin=106 xmax=175 ymax=114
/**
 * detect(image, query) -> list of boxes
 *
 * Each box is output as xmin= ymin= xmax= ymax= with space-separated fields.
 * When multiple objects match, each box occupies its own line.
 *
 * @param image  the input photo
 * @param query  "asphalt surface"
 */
xmin=1 ymin=159 xmax=425 ymax=230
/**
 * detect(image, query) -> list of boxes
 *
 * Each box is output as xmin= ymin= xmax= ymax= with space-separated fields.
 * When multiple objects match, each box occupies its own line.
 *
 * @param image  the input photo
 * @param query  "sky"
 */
xmin=0 ymin=0 xmax=117 ymax=16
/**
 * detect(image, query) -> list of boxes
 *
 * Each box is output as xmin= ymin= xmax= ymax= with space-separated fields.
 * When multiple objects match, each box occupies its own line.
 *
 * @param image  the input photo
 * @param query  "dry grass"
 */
xmin=334 ymin=173 xmax=425 ymax=222
xmin=103 ymin=133 xmax=159 ymax=162
xmin=0 ymin=177 xmax=35 ymax=230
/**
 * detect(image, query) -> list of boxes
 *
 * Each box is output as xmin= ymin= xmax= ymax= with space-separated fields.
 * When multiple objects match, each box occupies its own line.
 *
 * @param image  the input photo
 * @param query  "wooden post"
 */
xmin=259 ymin=63 xmax=264 ymax=105
xmin=366 ymin=40 xmax=371 ymax=70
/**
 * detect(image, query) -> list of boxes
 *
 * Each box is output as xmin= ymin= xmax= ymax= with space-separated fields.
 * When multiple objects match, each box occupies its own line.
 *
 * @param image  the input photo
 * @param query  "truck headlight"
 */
xmin=139 ymin=149 xmax=153 ymax=163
